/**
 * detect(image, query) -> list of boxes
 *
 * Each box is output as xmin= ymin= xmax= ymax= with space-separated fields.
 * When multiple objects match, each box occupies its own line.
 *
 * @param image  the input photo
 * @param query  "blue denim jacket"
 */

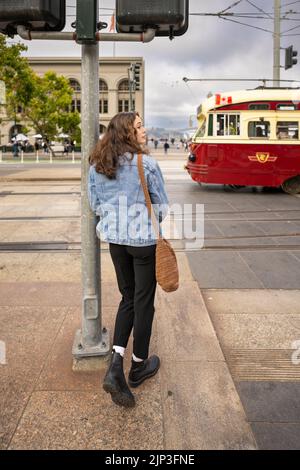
xmin=88 ymin=153 xmax=169 ymax=246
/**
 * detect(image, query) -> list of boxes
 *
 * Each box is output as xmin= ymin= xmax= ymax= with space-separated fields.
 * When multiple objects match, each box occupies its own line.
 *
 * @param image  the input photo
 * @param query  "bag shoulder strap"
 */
xmin=137 ymin=153 xmax=161 ymax=240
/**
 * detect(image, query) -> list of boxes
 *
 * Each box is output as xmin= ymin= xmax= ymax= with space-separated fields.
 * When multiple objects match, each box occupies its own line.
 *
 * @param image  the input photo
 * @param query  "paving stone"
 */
xmin=0 ymin=306 xmax=69 ymax=449
xmin=0 ymin=282 xmax=81 ymax=307
xmin=0 ymin=391 xmax=30 ymax=450
xmin=159 ymin=361 xmax=257 ymax=450
xmin=251 ymin=423 xmax=300 ymax=450
xmin=8 ymin=388 xmax=164 ymax=450
xmin=156 ymin=282 xmax=223 ymax=361
xmin=204 ymin=236 xmax=277 ymax=248
xmin=240 ymin=251 xmax=300 ymax=289
xmin=214 ymin=220 xmax=266 ymax=237
xmin=212 ymin=314 xmax=300 ymax=350
xmin=254 ymin=221 xmax=300 ymax=235
xmin=1 ymin=220 xmax=80 ymax=243
xmin=237 ymin=382 xmax=300 ymax=422
xmin=202 ymin=289 xmax=300 ymax=315
xmin=291 ymin=251 xmax=300 ymax=261
xmin=0 ymin=253 xmax=40 ymax=281
xmin=186 ymin=251 xmax=263 ymax=289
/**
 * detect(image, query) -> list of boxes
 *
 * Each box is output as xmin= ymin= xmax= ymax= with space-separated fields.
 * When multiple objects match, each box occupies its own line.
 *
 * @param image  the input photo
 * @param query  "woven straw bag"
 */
xmin=137 ymin=153 xmax=179 ymax=292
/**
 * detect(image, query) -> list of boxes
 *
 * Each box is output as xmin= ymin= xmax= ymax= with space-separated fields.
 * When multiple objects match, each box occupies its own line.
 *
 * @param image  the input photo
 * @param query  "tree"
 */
xmin=0 ymin=34 xmax=35 ymax=133
xmin=23 ymin=71 xmax=80 ymax=154
xmin=59 ymin=111 xmax=81 ymax=146
xmin=0 ymin=35 xmax=80 ymax=154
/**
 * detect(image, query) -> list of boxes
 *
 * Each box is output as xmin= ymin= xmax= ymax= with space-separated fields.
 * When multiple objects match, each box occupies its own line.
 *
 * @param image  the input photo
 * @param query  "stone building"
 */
xmin=0 ymin=56 xmax=144 ymax=145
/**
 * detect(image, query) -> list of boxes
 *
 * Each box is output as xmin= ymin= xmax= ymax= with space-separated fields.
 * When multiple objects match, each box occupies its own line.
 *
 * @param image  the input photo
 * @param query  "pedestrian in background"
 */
xmin=88 ymin=111 xmax=169 ymax=408
xmin=12 ymin=140 xmax=19 ymax=158
xmin=163 ymin=140 xmax=170 ymax=155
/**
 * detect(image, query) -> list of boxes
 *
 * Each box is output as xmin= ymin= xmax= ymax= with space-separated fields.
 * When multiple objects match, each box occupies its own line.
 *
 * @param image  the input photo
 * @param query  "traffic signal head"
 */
xmin=0 ymin=0 xmax=66 ymax=37
xmin=116 ymin=0 xmax=189 ymax=39
xmin=133 ymin=63 xmax=141 ymax=90
xmin=285 ymin=45 xmax=298 ymax=70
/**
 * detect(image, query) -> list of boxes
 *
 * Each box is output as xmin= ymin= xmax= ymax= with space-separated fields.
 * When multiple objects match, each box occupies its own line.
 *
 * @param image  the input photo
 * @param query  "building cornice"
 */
xmin=27 ymin=57 xmax=143 ymax=65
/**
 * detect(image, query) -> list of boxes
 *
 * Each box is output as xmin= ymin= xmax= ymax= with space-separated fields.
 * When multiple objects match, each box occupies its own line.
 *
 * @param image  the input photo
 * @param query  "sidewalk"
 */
xmin=0 ymin=165 xmax=81 ymax=182
xmin=0 ymin=163 xmax=257 ymax=450
xmin=0 ymin=248 xmax=257 ymax=450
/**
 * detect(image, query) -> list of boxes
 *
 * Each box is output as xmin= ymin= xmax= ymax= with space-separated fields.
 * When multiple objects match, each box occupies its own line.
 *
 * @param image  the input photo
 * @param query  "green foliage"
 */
xmin=59 ymin=110 xmax=81 ymax=144
xmin=0 ymin=35 xmax=81 ymax=145
xmin=25 ymin=71 xmax=79 ymax=142
xmin=0 ymin=35 xmax=35 ymax=114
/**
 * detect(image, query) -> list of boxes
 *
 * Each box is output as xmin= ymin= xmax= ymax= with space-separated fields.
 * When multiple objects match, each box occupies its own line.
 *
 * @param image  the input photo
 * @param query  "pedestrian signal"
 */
xmin=116 ymin=0 xmax=189 ymax=39
xmin=0 ymin=0 xmax=65 ymax=37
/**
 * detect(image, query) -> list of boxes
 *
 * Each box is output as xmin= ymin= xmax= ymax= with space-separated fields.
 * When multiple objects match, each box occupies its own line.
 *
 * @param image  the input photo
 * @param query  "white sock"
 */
xmin=113 ymin=345 xmax=125 ymax=357
xmin=132 ymin=353 xmax=144 ymax=362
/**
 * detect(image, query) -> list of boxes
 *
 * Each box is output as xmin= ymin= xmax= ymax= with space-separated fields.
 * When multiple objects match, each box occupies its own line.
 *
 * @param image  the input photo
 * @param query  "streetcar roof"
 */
xmin=199 ymin=88 xmax=300 ymax=115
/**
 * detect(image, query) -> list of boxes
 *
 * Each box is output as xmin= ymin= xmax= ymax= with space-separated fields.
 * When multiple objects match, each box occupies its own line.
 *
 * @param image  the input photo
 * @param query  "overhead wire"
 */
xmin=219 ymin=16 xmax=274 ymax=34
xmin=218 ymin=0 xmax=244 ymax=15
xmin=281 ymin=0 xmax=300 ymax=7
xmin=245 ymin=0 xmax=273 ymax=19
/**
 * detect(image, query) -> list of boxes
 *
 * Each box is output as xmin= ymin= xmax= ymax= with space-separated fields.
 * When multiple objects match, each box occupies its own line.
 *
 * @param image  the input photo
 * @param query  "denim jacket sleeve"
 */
xmin=88 ymin=166 xmax=100 ymax=213
xmin=146 ymin=160 xmax=169 ymax=222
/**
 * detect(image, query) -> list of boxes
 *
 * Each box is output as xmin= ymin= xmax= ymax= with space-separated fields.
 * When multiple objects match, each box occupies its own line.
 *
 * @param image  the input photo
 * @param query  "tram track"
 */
xmin=0 ymin=211 xmax=300 ymax=221
xmin=0 ymin=191 xmax=80 ymax=196
xmin=1 ymin=239 xmax=300 ymax=253
xmin=1 ymin=188 xmax=300 ymax=252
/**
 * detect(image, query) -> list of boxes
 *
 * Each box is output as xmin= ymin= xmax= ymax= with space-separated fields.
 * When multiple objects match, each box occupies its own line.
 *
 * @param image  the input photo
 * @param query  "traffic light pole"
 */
xmin=72 ymin=41 xmax=110 ymax=358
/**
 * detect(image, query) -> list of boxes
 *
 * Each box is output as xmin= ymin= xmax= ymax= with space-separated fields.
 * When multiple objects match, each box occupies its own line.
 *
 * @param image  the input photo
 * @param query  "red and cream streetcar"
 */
xmin=185 ymin=88 xmax=300 ymax=194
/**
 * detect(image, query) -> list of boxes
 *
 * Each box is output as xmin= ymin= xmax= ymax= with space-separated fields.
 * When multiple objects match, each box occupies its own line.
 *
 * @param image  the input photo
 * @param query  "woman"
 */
xmin=88 ymin=112 xmax=169 ymax=408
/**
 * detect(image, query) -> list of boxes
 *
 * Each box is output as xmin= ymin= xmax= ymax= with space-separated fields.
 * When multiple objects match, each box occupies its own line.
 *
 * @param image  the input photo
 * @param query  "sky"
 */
xmin=13 ymin=0 xmax=300 ymax=129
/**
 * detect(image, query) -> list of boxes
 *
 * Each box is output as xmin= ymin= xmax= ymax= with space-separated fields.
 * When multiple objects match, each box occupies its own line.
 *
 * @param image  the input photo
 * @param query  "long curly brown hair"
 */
xmin=89 ymin=111 xmax=148 ymax=179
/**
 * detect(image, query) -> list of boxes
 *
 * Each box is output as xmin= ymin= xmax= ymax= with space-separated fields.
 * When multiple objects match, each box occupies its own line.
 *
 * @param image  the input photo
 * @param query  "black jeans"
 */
xmin=109 ymin=243 xmax=157 ymax=360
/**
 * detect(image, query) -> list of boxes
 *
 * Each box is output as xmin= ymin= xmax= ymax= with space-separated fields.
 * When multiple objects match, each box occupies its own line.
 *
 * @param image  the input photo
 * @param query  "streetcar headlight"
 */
xmin=188 ymin=153 xmax=196 ymax=162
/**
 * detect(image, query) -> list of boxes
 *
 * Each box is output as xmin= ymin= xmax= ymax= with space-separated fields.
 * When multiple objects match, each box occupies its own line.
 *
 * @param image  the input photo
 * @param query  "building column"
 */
xmin=109 ymin=89 xmax=119 ymax=116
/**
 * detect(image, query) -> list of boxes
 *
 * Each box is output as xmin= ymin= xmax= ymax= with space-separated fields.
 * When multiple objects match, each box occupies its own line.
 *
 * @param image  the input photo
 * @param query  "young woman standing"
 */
xmin=88 ymin=112 xmax=169 ymax=407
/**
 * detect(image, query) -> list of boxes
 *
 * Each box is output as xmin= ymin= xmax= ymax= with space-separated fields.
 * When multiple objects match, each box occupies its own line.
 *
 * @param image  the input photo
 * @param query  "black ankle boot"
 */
xmin=103 ymin=351 xmax=135 ymax=408
xmin=128 ymin=355 xmax=160 ymax=388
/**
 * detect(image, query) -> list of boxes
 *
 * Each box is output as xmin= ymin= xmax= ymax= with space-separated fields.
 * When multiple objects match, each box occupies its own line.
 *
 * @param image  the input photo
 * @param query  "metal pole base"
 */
xmin=72 ymin=327 xmax=110 ymax=358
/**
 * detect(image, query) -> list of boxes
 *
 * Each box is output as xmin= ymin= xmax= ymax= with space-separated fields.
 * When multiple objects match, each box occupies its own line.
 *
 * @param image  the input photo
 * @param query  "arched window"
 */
xmin=118 ymin=79 xmax=129 ymax=91
xmin=118 ymin=79 xmax=134 ymax=112
xmin=69 ymin=79 xmax=81 ymax=92
xmin=99 ymin=124 xmax=107 ymax=135
xmin=9 ymin=124 xmax=22 ymax=141
xmin=99 ymin=79 xmax=108 ymax=114
xmin=99 ymin=79 xmax=108 ymax=91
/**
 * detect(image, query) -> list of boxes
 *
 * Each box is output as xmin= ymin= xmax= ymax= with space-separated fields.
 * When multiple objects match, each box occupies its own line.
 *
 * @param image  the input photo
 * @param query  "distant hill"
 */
xmin=146 ymin=127 xmax=197 ymax=140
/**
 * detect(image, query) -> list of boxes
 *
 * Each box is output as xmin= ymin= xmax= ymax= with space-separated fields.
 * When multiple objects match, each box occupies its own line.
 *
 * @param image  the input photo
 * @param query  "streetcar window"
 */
xmin=276 ymin=104 xmax=296 ymax=111
xmin=249 ymin=104 xmax=270 ymax=110
xmin=194 ymin=119 xmax=206 ymax=138
xmin=276 ymin=121 xmax=299 ymax=140
xmin=248 ymin=121 xmax=270 ymax=138
xmin=208 ymin=114 xmax=213 ymax=136
xmin=216 ymin=114 xmax=240 ymax=136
